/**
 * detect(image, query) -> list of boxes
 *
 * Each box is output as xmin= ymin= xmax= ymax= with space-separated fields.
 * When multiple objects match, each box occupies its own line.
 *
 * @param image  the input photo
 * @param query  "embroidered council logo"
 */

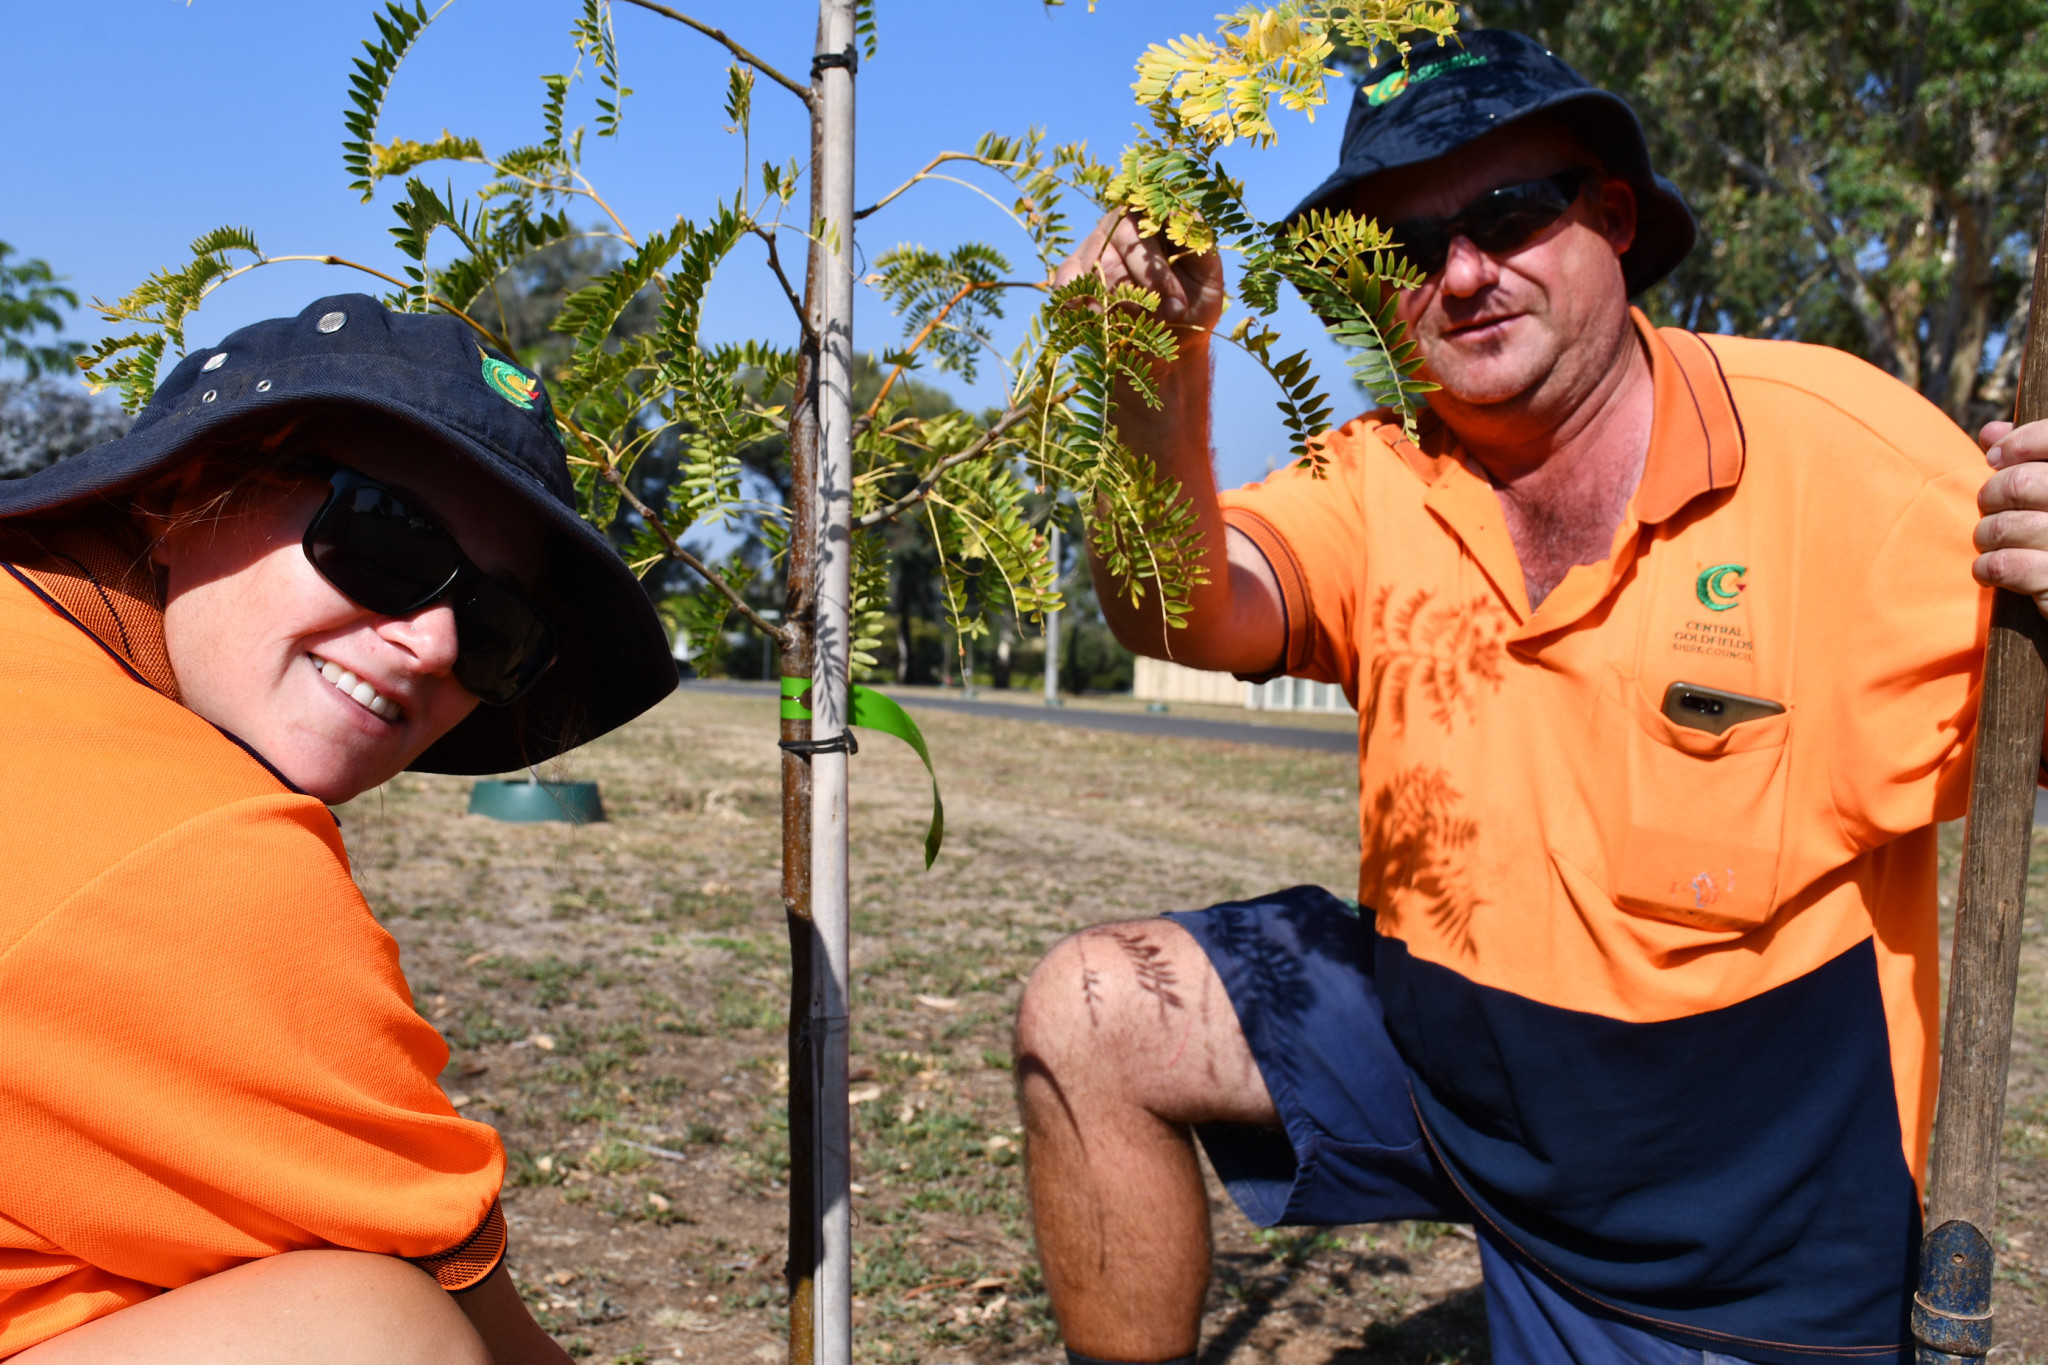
xmin=1363 ymin=51 xmax=1491 ymax=106
xmin=1695 ymin=563 xmax=1747 ymax=612
xmin=479 ymin=349 xmax=539 ymax=410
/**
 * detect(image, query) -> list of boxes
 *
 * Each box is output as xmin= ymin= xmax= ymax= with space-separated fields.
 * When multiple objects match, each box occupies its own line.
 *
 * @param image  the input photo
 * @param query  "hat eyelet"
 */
xmin=256 ymin=379 xmax=273 ymax=393
xmin=201 ymin=390 xmax=218 ymax=404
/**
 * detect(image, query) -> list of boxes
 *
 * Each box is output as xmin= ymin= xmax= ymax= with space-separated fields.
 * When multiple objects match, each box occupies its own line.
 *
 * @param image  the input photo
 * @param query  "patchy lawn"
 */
xmin=335 ymin=687 xmax=2048 ymax=1364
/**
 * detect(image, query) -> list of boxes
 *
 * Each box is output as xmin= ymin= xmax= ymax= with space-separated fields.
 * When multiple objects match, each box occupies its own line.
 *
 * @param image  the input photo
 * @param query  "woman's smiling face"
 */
xmin=151 ymin=424 xmax=546 ymax=804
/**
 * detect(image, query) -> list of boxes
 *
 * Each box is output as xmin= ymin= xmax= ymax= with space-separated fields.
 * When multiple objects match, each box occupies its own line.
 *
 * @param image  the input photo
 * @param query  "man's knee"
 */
xmin=1016 ymin=918 xmax=1272 ymax=1126
xmin=1018 ymin=920 xmax=1193 ymax=1058
xmin=1015 ymin=926 xmax=1100 ymax=1062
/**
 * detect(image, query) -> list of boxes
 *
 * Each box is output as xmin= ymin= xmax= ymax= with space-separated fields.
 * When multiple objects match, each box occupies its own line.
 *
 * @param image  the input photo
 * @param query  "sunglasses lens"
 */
xmin=1387 ymin=173 xmax=1582 ymax=277
xmin=307 ymin=485 xmax=463 ymax=614
xmin=307 ymin=474 xmax=557 ymax=706
xmin=453 ymin=578 xmax=559 ymax=705
xmin=1465 ymin=187 xmax=1574 ymax=254
xmin=1391 ymin=219 xmax=1451 ymax=276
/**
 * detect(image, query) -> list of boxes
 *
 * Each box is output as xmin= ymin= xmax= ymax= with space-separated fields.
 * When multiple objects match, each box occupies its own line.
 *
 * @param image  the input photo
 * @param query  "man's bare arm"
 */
xmin=1056 ymin=212 xmax=1287 ymax=677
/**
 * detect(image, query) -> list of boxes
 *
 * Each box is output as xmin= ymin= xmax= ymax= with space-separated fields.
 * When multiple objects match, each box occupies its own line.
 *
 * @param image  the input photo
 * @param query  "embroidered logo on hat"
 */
xmin=1363 ymin=50 xmax=1491 ymax=106
xmin=479 ymin=349 xmax=539 ymax=410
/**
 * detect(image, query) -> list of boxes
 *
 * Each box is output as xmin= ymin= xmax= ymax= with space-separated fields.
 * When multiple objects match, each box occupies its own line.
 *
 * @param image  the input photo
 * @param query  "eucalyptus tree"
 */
xmin=1475 ymin=0 xmax=2048 ymax=428
xmin=0 ymin=242 xmax=82 ymax=381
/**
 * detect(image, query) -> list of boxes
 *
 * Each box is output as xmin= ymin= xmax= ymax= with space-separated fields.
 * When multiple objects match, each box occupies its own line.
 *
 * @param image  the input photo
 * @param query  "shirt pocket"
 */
xmin=1600 ymin=681 xmax=1793 ymax=931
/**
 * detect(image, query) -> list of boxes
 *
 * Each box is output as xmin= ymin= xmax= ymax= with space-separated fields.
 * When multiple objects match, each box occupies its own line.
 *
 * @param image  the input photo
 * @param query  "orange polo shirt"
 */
xmin=1220 ymin=311 xmax=1988 ymax=1361
xmin=0 ymin=527 xmax=505 ymax=1358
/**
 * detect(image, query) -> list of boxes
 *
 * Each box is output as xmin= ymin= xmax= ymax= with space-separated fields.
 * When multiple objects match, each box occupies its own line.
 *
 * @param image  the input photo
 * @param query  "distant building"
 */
xmin=1131 ymin=657 xmax=1355 ymax=715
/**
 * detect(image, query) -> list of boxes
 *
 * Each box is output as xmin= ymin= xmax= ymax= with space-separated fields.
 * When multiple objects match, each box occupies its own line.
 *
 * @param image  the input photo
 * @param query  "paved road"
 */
xmin=678 ymin=679 xmax=1357 ymax=755
xmin=680 ymin=683 xmax=2048 ymax=821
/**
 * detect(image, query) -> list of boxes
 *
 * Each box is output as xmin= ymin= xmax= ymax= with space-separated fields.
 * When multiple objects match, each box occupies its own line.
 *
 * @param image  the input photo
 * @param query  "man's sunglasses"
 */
xmin=1388 ymin=168 xmax=1593 ymax=277
xmin=300 ymin=464 xmax=558 ymax=706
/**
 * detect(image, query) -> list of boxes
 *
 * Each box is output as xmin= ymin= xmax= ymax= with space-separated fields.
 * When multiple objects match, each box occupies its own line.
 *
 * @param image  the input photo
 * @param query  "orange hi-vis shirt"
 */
xmin=1219 ymin=311 xmax=1990 ymax=1363
xmin=0 ymin=526 xmax=506 ymax=1358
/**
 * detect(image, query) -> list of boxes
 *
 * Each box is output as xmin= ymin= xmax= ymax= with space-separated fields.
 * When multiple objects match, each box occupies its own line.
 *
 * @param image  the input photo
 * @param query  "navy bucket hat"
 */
xmin=0 ymin=293 xmax=678 ymax=775
xmin=1290 ymin=29 xmax=1697 ymax=297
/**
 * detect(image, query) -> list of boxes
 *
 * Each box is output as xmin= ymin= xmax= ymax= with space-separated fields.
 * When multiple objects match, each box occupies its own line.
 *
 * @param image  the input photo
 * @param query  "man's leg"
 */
xmin=16 ymin=1251 xmax=493 ymax=1365
xmin=1015 ymin=918 xmax=1276 ymax=1363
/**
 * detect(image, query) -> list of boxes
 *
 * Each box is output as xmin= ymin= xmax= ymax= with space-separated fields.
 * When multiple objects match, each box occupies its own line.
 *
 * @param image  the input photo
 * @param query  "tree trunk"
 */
xmin=780 ymin=63 xmax=824 ymax=1365
xmin=893 ymin=570 xmax=913 ymax=685
xmin=992 ymin=620 xmax=1013 ymax=689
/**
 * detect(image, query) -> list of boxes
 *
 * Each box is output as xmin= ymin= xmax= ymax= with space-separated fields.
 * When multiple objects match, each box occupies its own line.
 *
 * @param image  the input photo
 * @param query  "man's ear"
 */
xmin=1593 ymin=176 xmax=1639 ymax=258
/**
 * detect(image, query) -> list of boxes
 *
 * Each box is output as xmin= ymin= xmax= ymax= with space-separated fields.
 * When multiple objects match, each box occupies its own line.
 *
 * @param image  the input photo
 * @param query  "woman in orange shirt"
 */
xmin=0 ymin=295 xmax=677 ymax=1363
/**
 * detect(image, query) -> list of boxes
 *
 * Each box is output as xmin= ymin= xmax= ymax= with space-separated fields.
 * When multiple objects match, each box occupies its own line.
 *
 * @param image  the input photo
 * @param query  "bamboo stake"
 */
xmin=1913 ymin=184 xmax=2048 ymax=1365
xmin=804 ymin=4 xmax=858 ymax=1364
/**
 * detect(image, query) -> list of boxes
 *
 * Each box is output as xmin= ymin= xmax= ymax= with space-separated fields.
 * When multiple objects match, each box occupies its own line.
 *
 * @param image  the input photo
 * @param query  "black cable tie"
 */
xmin=778 ymin=729 xmax=859 ymax=757
xmin=811 ymin=44 xmax=858 ymax=78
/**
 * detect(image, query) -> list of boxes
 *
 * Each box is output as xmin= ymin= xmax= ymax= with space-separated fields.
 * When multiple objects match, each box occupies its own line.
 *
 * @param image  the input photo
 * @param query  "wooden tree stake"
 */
xmin=1915 ymin=183 xmax=2048 ymax=1365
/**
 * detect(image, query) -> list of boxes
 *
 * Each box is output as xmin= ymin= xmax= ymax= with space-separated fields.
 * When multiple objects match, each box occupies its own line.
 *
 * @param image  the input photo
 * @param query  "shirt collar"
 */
xmin=1394 ymin=309 xmax=1746 ymax=630
xmin=1627 ymin=307 xmax=1746 ymax=524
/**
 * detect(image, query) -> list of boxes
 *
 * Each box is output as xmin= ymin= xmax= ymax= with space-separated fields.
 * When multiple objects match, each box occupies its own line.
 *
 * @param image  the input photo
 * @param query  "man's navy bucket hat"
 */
xmin=0 ymin=293 xmax=677 ymax=775
xmin=1290 ymin=29 xmax=1697 ymax=297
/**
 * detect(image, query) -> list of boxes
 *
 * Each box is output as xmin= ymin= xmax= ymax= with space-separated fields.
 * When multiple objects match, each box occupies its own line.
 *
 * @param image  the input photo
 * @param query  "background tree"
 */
xmin=0 ymin=243 xmax=130 ymax=478
xmin=0 ymin=379 xmax=132 ymax=480
xmin=1469 ymin=0 xmax=2048 ymax=428
xmin=1 ymin=242 xmax=83 ymax=381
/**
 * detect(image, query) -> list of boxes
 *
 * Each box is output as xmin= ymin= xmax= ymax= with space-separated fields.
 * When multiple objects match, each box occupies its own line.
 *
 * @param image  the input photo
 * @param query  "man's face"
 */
xmin=1353 ymin=120 xmax=1639 ymax=425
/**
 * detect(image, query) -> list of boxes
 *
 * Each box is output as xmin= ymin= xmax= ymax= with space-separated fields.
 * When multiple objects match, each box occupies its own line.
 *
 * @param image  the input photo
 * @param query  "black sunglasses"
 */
xmin=1388 ymin=168 xmax=1593 ymax=277
xmin=300 ymin=463 xmax=558 ymax=706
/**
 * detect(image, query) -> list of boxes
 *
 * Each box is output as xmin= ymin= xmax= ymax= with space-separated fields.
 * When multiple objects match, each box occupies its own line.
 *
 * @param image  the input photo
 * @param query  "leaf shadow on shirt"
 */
xmin=1369 ymin=586 xmax=1510 ymax=736
xmin=1364 ymin=765 xmax=1482 ymax=960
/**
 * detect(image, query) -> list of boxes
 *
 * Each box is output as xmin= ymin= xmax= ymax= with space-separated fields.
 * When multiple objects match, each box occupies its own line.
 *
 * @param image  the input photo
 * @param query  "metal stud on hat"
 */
xmin=316 ymin=311 xmax=347 ymax=334
xmin=201 ymin=352 xmax=228 ymax=371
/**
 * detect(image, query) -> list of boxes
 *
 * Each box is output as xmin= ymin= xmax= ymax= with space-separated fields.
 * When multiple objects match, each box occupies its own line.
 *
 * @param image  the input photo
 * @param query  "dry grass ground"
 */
xmin=334 ymin=688 xmax=2048 ymax=1365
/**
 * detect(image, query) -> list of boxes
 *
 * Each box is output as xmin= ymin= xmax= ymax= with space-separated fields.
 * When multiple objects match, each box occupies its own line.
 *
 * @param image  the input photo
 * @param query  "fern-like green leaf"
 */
xmin=572 ymin=0 xmax=632 ymax=139
xmin=343 ymin=0 xmax=435 ymax=201
xmin=854 ymin=0 xmax=879 ymax=58
xmin=554 ymin=222 xmax=687 ymax=356
xmin=370 ymin=131 xmax=486 ymax=183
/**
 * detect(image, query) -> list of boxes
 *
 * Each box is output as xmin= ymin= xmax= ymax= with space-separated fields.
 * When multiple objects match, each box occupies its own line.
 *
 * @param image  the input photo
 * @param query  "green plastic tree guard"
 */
xmin=467 ymin=779 xmax=605 ymax=824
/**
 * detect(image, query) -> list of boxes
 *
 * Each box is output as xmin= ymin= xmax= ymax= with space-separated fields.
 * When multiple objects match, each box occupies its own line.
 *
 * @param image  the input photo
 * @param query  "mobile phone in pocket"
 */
xmin=1660 ymin=682 xmax=1786 ymax=737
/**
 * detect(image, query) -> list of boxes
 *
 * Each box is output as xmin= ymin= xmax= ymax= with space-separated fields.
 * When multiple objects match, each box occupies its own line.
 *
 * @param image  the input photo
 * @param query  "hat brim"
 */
xmin=0 ymin=370 xmax=677 ymax=776
xmin=1286 ymin=88 xmax=1696 ymax=298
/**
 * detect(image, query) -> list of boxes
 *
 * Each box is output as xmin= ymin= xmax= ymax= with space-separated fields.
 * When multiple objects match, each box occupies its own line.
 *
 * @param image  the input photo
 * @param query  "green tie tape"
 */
xmin=780 ymin=676 xmax=944 ymax=868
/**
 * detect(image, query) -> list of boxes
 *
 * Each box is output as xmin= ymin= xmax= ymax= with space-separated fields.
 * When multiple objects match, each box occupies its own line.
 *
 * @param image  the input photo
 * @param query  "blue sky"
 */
xmin=5 ymin=0 xmax=1367 ymax=491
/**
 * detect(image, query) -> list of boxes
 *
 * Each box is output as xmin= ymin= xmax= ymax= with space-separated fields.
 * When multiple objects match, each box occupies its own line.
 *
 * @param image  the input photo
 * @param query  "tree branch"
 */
xmin=1754 ymin=259 xmax=1831 ymax=336
xmin=562 ymin=414 xmax=793 ymax=646
xmin=856 ymin=152 xmax=985 ymax=219
xmin=615 ymin=0 xmax=813 ymax=105
xmin=1691 ymin=122 xmax=1901 ymax=370
xmin=750 ymin=224 xmax=815 ymax=342
xmin=863 ymin=280 xmax=1043 ymax=420
xmin=93 ymin=252 xmax=517 ymax=357
xmin=853 ymin=400 xmax=1045 ymax=530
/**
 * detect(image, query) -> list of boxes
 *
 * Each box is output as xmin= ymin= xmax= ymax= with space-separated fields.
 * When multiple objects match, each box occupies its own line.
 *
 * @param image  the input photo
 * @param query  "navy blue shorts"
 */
xmin=1168 ymin=886 xmax=1757 ymax=1365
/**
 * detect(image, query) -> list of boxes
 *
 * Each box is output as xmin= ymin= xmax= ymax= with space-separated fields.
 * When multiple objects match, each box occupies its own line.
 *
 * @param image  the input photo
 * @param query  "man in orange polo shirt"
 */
xmin=1015 ymin=30 xmax=2048 ymax=1365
